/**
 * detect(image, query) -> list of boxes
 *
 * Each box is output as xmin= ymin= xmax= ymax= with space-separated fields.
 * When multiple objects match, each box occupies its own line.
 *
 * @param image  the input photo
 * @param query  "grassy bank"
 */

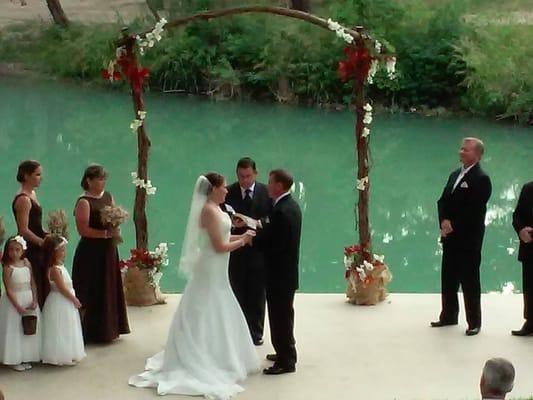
xmin=0 ymin=0 xmax=531 ymax=124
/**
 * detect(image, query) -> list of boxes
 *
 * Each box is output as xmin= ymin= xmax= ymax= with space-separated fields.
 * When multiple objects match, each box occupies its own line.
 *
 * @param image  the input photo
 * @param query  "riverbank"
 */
xmin=2 ymin=293 xmax=533 ymax=399
xmin=0 ymin=0 xmax=145 ymax=28
xmin=0 ymin=0 xmax=531 ymax=124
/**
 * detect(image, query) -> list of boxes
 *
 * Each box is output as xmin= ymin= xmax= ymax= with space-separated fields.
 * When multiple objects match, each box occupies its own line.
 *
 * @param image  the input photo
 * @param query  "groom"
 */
xmin=257 ymin=169 xmax=302 ymax=375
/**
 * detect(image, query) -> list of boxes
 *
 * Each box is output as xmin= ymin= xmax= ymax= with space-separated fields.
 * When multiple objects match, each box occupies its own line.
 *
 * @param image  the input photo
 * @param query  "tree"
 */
xmin=145 ymin=0 xmax=161 ymax=21
xmin=290 ymin=0 xmax=310 ymax=12
xmin=46 ymin=0 xmax=69 ymax=27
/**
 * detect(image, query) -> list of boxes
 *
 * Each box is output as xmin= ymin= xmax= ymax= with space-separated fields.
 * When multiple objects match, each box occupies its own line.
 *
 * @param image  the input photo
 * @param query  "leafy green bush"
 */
xmin=456 ymin=24 xmax=533 ymax=123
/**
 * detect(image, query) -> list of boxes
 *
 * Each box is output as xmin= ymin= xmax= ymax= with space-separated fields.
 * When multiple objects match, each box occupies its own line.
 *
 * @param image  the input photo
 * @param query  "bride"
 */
xmin=129 ymin=173 xmax=260 ymax=399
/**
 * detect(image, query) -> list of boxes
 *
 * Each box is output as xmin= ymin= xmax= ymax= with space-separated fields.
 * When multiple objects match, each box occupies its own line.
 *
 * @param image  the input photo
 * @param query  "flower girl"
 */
xmin=41 ymin=234 xmax=85 ymax=365
xmin=0 ymin=235 xmax=41 ymax=371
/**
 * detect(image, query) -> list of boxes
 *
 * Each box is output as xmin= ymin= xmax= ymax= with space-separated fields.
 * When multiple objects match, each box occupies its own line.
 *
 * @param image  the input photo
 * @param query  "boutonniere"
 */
xmin=460 ymin=181 xmax=469 ymax=189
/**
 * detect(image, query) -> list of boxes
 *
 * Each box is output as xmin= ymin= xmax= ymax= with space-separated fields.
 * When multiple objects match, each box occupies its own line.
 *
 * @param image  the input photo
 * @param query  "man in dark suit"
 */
xmin=511 ymin=181 xmax=533 ymax=336
xmin=432 ymin=137 xmax=492 ymax=336
xmin=225 ymin=157 xmax=271 ymax=346
xmin=258 ymin=169 xmax=302 ymax=375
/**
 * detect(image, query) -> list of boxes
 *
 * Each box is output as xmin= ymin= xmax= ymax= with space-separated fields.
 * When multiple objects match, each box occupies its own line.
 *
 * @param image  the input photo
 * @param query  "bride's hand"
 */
xmin=242 ymin=230 xmax=256 ymax=245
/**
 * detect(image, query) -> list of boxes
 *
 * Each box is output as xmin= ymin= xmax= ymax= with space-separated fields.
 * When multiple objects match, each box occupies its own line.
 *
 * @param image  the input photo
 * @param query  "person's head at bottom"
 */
xmin=480 ymin=358 xmax=515 ymax=399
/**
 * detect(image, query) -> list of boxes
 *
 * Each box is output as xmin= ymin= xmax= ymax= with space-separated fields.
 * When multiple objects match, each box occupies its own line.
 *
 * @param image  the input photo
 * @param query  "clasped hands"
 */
xmin=242 ymin=230 xmax=256 ymax=246
xmin=440 ymin=219 xmax=453 ymax=238
xmin=519 ymin=227 xmax=533 ymax=244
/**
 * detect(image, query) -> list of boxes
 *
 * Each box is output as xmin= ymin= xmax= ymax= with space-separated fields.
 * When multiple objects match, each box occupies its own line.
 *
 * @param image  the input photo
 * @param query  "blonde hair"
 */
xmin=463 ymin=137 xmax=485 ymax=156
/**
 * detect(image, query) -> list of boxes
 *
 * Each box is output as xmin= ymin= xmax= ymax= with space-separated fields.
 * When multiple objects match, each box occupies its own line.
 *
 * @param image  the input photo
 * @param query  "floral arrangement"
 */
xmin=120 ymin=242 xmax=169 ymax=287
xmin=101 ymin=18 xmax=167 ymax=198
xmin=332 ymin=20 xmax=397 ymax=195
xmin=100 ymin=205 xmax=129 ymax=245
xmin=135 ymin=18 xmax=167 ymax=55
xmin=47 ymin=209 xmax=69 ymax=240
xmin=344 ymin=245 xmax=392 ymax=305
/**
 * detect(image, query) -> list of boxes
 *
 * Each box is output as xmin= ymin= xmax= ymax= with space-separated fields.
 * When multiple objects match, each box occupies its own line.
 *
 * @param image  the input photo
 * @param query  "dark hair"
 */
xmin=81 ymin=164 xmax=107 ymax=190
xmin=203 ymin=172 xmax=225 ymax=189
xmin=42 ymin=234 xmax=66 ymax=274
xmin=16 ymin=160 xmax=41 ymax=183
xmin=1 ymin=236 xmax=25 ymax=266
xmin=269 ymin=169 xmax=294 ymax=190
xmin=236 ymin=157 xmax=257 ymax=172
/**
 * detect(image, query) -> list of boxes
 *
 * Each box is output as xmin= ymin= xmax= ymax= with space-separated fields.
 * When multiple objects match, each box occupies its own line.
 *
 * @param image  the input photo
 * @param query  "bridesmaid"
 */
xmin=72 ymin=164 xmax=130 ymax=343
xmin=12 ymin=160 xmax=48 ymax=308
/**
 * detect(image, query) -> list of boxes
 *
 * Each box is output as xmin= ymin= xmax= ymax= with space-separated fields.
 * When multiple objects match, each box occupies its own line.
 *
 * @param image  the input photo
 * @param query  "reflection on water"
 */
xmin=0 ymin=77 xmax=532 ymax=293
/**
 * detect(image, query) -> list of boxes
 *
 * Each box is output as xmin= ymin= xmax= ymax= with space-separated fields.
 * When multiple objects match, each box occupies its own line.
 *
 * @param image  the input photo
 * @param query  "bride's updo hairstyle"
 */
xmin=201 ymin=172 xmax=224 ymax=194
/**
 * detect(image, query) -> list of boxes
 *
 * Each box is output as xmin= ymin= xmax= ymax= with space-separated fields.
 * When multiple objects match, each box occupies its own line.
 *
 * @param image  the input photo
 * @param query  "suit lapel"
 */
xmin=448 ymin=169 xmax=461 ymax=194
xmin=452 ymin=163 xmax=480 ymax=194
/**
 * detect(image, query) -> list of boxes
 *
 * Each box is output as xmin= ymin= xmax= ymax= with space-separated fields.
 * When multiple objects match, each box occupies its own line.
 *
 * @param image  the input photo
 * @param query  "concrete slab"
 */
xmin=1 ymin=293 xmax=533 ymax=400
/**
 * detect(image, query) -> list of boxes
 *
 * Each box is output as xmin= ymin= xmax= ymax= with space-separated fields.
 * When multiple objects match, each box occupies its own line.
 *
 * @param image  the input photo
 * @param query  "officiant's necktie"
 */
xmin=243 ymin=189 xmax=253 ymax=212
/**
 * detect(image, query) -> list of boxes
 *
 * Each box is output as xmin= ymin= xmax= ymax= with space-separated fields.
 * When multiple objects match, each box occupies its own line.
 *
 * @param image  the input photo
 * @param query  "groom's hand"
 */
xmin=242 ymin=230 xmax=256 ymax=246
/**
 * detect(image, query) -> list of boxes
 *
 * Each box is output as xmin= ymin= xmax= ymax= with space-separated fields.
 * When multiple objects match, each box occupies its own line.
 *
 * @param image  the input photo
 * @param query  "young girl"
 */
xmin=41 ymin=234 xmax=85 ymax=365
xmin=0 ymin=235 xmax=41 ymax=371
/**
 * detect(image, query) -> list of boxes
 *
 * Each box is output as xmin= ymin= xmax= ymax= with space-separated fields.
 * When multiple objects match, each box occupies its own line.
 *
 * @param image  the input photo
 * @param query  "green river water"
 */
xmin=0 ymin=77 xmax=531 ymax=293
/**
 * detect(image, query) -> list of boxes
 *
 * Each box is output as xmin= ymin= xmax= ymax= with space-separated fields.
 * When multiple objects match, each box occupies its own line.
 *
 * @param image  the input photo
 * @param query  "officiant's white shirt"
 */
xmin=452 ymin=163 xmax=476 ymax=192
xmin=240 ymin=182 xmax=256 ymax=199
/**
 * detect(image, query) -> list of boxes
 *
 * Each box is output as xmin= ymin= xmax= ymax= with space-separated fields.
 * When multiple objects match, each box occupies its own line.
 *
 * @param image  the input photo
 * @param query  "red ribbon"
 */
xmin=101 ymin=53 xmax=150 ymax=94
xmin=338 ymin=45 xmax=372 ymax=84
xmin=116 ymin=55 xmax=150 ymax=94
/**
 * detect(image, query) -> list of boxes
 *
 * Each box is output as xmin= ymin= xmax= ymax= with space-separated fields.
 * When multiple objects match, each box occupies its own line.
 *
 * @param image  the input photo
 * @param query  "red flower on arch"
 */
xmin=338 ymin=45 xmax=372 ymax=84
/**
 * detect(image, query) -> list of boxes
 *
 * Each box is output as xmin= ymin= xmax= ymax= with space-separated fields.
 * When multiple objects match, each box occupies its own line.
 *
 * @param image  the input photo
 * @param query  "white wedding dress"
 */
xmin=129 ymin=206 xmax=260 ymax=399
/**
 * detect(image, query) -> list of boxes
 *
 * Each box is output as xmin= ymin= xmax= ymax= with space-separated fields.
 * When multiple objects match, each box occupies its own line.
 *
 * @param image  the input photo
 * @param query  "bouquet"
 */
xmin=344 ymin=244 xmax=392 ymax=305
xmin=120 ymin=242 xmax=169 ymax=287
xmin=100 ymin=205 xmax=129 ymax=245
xmin=47 ymin=209 xmax=69 ymax=239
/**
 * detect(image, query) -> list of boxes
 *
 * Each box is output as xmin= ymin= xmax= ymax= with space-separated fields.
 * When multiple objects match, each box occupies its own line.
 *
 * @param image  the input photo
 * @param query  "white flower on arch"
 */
xmin=356 ymin=176 xmax=369 ymax=191
xmin=131 ymin=172 xmax=157 ymax=195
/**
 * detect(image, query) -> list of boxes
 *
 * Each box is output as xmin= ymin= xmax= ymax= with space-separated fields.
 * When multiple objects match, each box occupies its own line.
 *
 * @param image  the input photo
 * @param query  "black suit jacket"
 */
xmin=513 ymin=181 xmax=533 ymax=262
xmin=260 ymin=194 xmax=302 ymax=291
xmin=223 ymin=181 xmax=272 ymax=263
xmin=437 ymin=163 xmax=492 ymax=252
xmin=224 ymin=181 xmax=272 ymax=233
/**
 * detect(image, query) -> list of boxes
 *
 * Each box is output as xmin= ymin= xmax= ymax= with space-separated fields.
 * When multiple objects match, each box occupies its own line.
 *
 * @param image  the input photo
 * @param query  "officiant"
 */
xmin=224 ymin=157 xmax=272 ymax=345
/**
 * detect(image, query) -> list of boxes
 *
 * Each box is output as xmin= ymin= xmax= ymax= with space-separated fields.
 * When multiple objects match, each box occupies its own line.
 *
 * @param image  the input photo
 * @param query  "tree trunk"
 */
xmin=353 ymin=32 xmax=371 ymax=257
xmin=45 ymin=0 xmax=69 ymax=26
xmin=289 ymin=0 xmax=310 ymax=12
xmin=123 ymin=36 xmax=150 ymax=251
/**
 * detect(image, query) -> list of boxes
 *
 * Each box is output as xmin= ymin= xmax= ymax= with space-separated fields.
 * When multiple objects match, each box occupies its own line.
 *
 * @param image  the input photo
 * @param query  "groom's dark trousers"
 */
xmin=437 ymin=163 xmax=491 ymax=329
xmin=261 ymin=194 xmax=302 ymax=368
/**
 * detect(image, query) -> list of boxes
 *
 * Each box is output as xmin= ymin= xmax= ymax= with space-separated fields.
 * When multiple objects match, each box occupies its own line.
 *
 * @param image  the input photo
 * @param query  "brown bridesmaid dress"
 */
xmin=72 ymin=191 xmax=130 ymax=343
xmin=12 ymin=193 xmax=48 ymax=308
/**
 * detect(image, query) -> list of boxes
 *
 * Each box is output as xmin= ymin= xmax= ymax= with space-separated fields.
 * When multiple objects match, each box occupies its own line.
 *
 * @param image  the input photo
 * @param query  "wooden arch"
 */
xmin=116 ymin=6 xmax=391 ymax=266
